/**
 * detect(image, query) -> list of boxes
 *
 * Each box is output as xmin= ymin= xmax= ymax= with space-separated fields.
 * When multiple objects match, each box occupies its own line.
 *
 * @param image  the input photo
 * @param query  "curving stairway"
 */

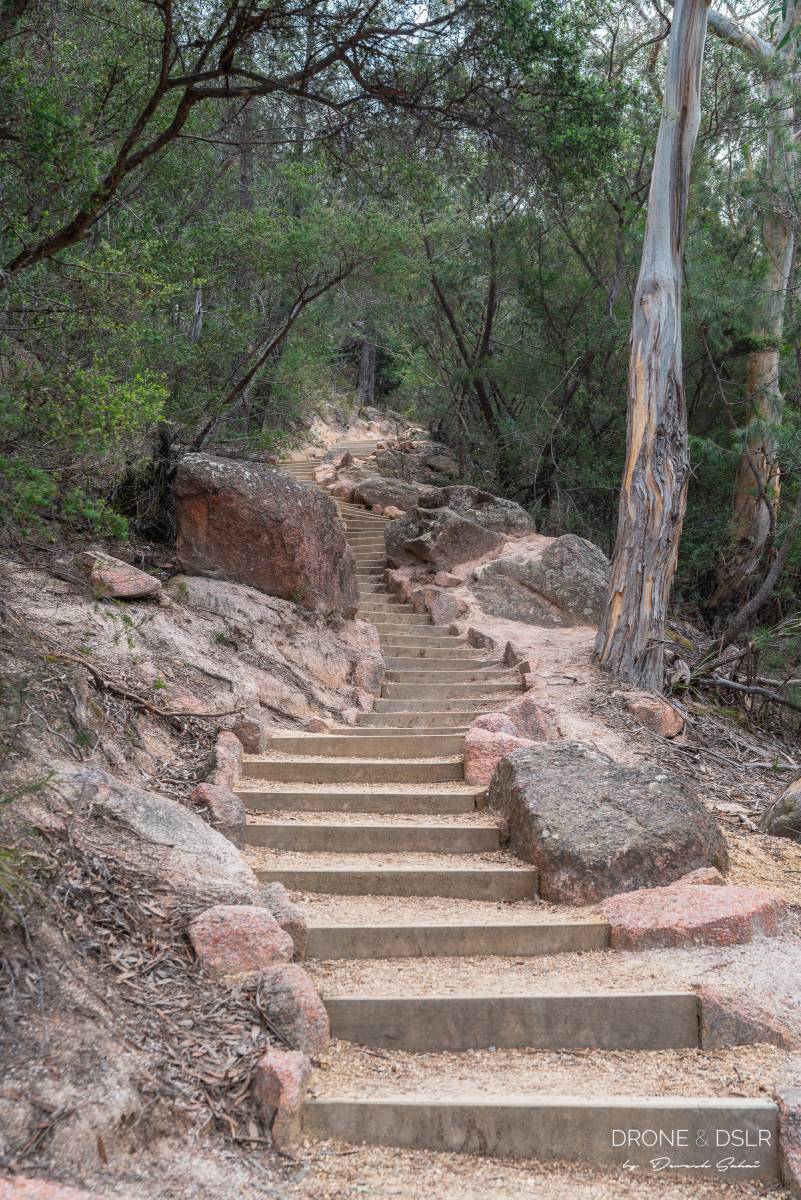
xmin=235 ymin=442 xmax=780 ymax=1183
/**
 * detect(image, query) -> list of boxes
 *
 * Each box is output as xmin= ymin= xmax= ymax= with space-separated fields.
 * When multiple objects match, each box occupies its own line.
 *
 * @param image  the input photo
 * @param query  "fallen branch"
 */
xmin=699 ymin=674 xmax=801 ymax=714
xmin=44 ymin=653 xmax=245 ymax=721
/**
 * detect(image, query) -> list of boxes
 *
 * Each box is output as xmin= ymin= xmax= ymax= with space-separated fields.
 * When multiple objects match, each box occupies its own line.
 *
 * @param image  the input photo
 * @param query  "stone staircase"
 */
xmin=236 ymin=442 xmax=781 ymax=1182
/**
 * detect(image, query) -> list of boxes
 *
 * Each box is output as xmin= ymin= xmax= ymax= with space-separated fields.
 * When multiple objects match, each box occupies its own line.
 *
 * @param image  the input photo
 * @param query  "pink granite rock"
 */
xmin=698 ymin=984 xmax=798 ymax=1049
xmin=598 ymin=884 xmax=786 ymax=950
xmin=258 ymin=882 xmax=308 ymax=959
xmin=231 ymin=712 xmax=266 ymax=753
xmin=328 ymin=480 xmax=355 ymax=502
xmin=503 ymin=692 xmax=562 ymax=740
xmin=383 ymin=505 xmax=404 ymax=519
xmin=777 ymin=1089 xmax=801 ymax=1198
xmin=253 ymin=1048 xmax=312 ymax=1148
xmin=313 ymin=463 xmax=337 ymax=485
xmin=472 ymin=712 xmax=516 ymax=735
xmin=208 ymin=730 xmax=243 ymax=790
xmin=82 ymin=550 xmax=161 ymax=599
xmin=303 ymin=717 xmax=331 ymax=733
xmin=620 ymin=691 xmax=684 ymax=738
xmin=434 ymin=571 xmax=461 ymax=587
xmin=258 ymin=964 xmax=330 ymax=1054
xmin=188 ymin=904 xmax=293 ymax=975
xmin=674 ymin=867 xmax=726 ymax=886
xmin=464 ymin=725 xmax=534 ymax=788
xmin=410 ymin=586 xmax=468 ymax=626
xmin=0 ymin=1182 xmax=113 ymax=1200
xmin=189 ymin=782 xmax=245 ymax=847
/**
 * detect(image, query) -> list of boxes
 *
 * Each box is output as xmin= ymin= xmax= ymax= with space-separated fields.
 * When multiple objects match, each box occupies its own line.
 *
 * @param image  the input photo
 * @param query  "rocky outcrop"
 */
xmin=386 ymin=508 xmax=505 ymax=570
xmin=187 ymin=904 xmax=293 ymax=975
xmin=418 ymin=485 xmax=532 ymax=535
xmin=82 ymin=550 xmax=162 ymax=599
xmin=175 ymin=453 xmax=358 ymax=617
xmin=474 ymin=534 xmax=610 ymax=626
xmin=370 ymin=439 xmax=459 ymax=485
xmin=352 ymin=476 xmax=438 ymax=513
xmin=52 ymin=765 xmax=258 ymax=905
xmin=759 ymin=777 xmax=801 ymax=841
xmin=487 ymin=742 xmax=729 ymax=903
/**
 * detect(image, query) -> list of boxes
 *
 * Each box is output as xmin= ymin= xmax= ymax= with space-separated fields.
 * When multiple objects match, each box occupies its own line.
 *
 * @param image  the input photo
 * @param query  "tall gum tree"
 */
xmin=594 ymin=0 xmax=711 ymax=688
xmin=707 ymin=4 xmax=800 ymax=610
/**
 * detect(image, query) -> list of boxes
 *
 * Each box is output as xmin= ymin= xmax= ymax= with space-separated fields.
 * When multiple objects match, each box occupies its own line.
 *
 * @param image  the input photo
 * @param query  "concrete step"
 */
xmin=371 ymin=615 xmax=433 ymax=628
xmin=374 ymin=698 xmax=496 ymax=713
xmin=359 ymin=604 xmax=415 ymax=617
xmin=384 ymin=668 xmax=516 ymax=685
xmin=379 ymin=640 xmax=472 ymax=654
xmin=382 ymin=681 xmax=520 ymax=699
xmin=238 ymin=788 xmax=480 ymax=814
xmin=304 ymin=1097 xmax=779 ymax=1179
xmin=384 ymin=656 xmax=495 ymax=670
xmin=266 ymin=733 xmax=465 ymax=758
xmin=356 ymin=594 xmax=407 ymax=605
xmin=305 ymin=921 xmax=609 ymax=960
xmin=357 ymin=712 xmax=479 ymax=728
xmin=255 ymin=866 xmax=539 ymax=898
xmin=245 ymin=821 xmax=498 ymax=853
xmin=340 ymin=722 xmax=469 ymax=734
xmin=241 ymin=758 xmax=463 ymax=783
xmin=322 ymin=992 xmax=700 ymax=1052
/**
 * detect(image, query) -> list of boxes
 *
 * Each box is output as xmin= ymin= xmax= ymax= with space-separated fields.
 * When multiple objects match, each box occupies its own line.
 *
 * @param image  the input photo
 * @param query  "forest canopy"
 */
xmin=2 ymin=0 xmax=801 ymax=664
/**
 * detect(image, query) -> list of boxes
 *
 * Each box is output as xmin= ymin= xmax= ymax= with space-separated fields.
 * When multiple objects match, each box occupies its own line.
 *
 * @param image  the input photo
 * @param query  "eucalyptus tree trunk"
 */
xmin=595 ymin=0 xmax=710 ymax=688
xmin=357 ymin=338 xmax=377 ymax=410
xmin=712 ymin=64 xmax=796 ymax=609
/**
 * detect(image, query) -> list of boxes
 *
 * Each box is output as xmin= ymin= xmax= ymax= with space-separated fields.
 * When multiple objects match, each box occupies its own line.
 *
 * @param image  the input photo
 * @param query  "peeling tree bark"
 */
xmin=595 ymin=0 xmax=710 ymax=688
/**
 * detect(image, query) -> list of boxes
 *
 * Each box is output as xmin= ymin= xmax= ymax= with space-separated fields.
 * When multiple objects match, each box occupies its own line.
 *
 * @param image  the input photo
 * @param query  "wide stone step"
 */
xmin=384 ymin=668 xmax=516 ymax=684
xmin=374 ymin=698 xmax=496 ymax=713
xmin=305 ymin=921 xmax=609 ymax=960
xmin=321 ymin=992 xmax=700 ymax=1052
xmin=255 ymin=865 xmax=538 ymax=898
xmin=245 ymin=821 xmax=497 ymax=853
xmin=382 ymin=681 xmax=520 ymax=699
xmin=241 ymin=757 xmax=463 ymax=783
xmin=238 ymin=788 xmax=480 ymax=814
xmin=266 ymin=733 xmax=465 ymax=758
xmin=358 ymin=712 xmax=479 ymax=728
xmin=304 ymin=1097 xmax=779 ymax=1179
